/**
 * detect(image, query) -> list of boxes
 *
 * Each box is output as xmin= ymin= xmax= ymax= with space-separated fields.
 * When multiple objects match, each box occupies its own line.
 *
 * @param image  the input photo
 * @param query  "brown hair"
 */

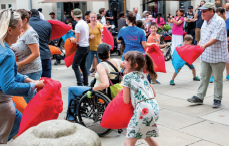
xmin=16 ymin=9 xmax=31 ymax=23
xmin=178 ymin=9 xmax=184 ymax=17
xmin=99 ymin=8 xmax=105 ymax=14
xmin=126 ymin=11 xmax=136 ymax=26
xmin=157 ymin=13 xmax=161 ymax=23
xmin=149 ymin=22 xmax=157 ymax=28
xmin=124 ymin=51 xmax=157 ymax=80
xmin=184 ymin=34 xmax=193 ymax=41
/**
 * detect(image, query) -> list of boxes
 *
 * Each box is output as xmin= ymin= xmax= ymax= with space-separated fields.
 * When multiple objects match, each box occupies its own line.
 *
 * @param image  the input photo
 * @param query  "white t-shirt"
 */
xmin=226 ymin=10 xmax=229 ymax=18
xmin=38 ymin=11 xmax=45 ymax=20
xmin=101 ymin=16 xmax=106 ymax=25
xmin=75 ymin=19 xmax=89 ymax=47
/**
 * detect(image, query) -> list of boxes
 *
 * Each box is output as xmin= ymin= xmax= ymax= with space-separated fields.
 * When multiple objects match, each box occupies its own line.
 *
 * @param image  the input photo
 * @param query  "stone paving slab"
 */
xmin=159 ymin=98 xmax=222 ymax=117
xmin=179 ymin=121 xmax=229 ymax=146
xmin=158 ymin=109 xmax=204 ymax=130
xmin=200 ymin=109 xmax=229 ymax=126
xmin=203 ymin=96 xmax=229 ymax=109
xmin=139 ymin=126 xmax=200 ymax=146
xmin=189 ymin=140 xmax=221 ymax=146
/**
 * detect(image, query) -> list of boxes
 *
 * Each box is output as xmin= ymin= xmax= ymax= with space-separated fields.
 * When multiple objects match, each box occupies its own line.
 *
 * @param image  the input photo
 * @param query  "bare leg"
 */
xmin=171 ymin=69 xmax=180 ymax=80
xmin=144 ymin=137 xmax=159 ymax=146
xmin=191 ymin=69 xmax=196 ymax=78
xmin=124 ymin=138 xmax=138 ymax=146
xmin=92 ymin=56 xmax=97 ymax=71
xmin=226 ymin=63 xmax=229 ymax=76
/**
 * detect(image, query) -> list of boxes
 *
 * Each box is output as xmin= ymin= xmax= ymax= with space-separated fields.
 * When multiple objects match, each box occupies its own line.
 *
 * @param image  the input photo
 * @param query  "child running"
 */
xmin=170 ymin=34 xmax=200 ymax=85
xmin=122 ymin=51 xmax=159 ymax=146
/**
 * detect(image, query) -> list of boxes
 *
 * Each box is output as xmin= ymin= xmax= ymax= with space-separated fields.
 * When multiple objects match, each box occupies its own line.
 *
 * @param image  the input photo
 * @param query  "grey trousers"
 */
xmin=197 ymin=61 xmax=226 ymax=101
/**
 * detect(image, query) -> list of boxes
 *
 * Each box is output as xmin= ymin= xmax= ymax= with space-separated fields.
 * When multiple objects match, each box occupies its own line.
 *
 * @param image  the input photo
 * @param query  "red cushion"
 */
xmin=64 ymin=38 xmax=77 ymax=57
xmin=18 ymin=78 xmax=63 ymax=135
xmin=176 ymin=45 xmax=204 ymax=65
xmin=100 ymin=90 xmax=134 ymax=129
xmin=47 ymin=20 xmax=72 ymax=40
xmin=102 ymin=27 xmax=114 ymax=50
xmin=48 ymin=45 xmax=62 ymax=55
xmin=183 ymin=31 xmax=187 ymax=38
xmin=64 ymin=53 xmax=75 ymax=68
xmin=146 ymin=45 xmax=166 ymax=73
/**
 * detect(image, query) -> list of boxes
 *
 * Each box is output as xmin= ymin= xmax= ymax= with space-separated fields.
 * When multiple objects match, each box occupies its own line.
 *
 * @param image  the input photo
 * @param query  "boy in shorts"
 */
xmin=170 ymin=34 xmax=200 ymax=85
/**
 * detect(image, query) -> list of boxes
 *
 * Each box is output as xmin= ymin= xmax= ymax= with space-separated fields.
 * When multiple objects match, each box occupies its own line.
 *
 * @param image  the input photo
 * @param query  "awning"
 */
xmin=39 ymin=0 xmax=107 ymax=3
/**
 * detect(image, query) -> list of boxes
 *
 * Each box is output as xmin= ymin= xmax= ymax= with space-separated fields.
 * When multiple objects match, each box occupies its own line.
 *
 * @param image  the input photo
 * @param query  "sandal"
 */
xmin=90 ymin=68 xmax=95 ymax=73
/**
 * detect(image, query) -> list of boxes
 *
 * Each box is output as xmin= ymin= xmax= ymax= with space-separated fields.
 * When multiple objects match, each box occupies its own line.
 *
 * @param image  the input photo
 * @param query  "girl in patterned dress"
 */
xmin=122 ymin=51 xmax=160 ymax=146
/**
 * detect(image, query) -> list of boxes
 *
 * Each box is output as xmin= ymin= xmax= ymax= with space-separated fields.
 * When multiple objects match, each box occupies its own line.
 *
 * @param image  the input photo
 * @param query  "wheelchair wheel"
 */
xmin=78 ymin=91 xmax=112 ymax=137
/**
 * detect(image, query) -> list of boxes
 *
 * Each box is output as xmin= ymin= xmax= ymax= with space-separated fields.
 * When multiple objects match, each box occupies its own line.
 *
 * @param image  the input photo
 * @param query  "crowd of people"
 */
xmin=0 ymin=1 xmax=229 ymax=146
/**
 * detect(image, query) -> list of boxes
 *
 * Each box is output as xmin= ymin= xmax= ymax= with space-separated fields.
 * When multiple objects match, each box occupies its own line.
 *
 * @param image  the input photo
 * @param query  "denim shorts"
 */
xmin=185 ymin=63 xmax=195 ymax=69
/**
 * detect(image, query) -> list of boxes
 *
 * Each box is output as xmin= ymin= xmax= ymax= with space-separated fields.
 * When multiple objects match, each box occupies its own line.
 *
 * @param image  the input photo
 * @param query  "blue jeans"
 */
xmin=8 ymin=102 xmax=22 ymax=141
xmin=41 ymin=59 xmax=51 ymax=78
xmin=86 ymin=50 xmax=101 ymax=73
xmin=67 ymin=86 xmax=91 ymax=120
xmin=24 ymin=70 xmax=42 ymax=104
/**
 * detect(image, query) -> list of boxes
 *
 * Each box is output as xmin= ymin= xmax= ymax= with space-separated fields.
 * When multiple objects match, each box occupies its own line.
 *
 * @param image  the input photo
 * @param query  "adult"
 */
xmin=70 ymin=10 xmax=77 ymax=33
xmin=38 ymin=8 xmax=45 ymax=20
xmin=194 ymin=0 xmax=206 ymax=44
xmin=99 ymin=8 xmax=106 ymax=25
xmin=222 ymin=1 xmax=229 ymax=18
xmin=49 ymin=12 xmax=56 ymax=20
xmin=29 ymin=9 xmax=52 ymax=78
xmin=70 ymin=8 xmax=89 ymax=86
xmin=0 ymin=10 xmax=44 ymax=144
xmin=155 ymin=13 xmax=165 ymax=28
xmin=187 ymin=3 xmax=228 ymax=108
xmin=170 ymin=9 xmax=184 ymax=53
xmin=85 ymin=11 xmax=91 ymax=23
xmin=117 ymin=11 xmax=126 ymax=32
xmin=87 ymin=12 xmax=103 ymax=75
xmin=184 ymin=6 xmax=196 ymax=43
xmin=11 ymin=9 xmax=42 ymax=103
xmin=117 ymin=12 xmax=155 ymax=60
xmin=216 ymin=7 xmax=229 ymax=80
xmin=143 ymin=11 xmax=150 ymax=25
xmin=133 ymin=7 xmax=141 ymax=20
xmin=66 ymin=43 xmax=124 ymax=121
xmin=106 ymin=7 xmax=114 ymax=25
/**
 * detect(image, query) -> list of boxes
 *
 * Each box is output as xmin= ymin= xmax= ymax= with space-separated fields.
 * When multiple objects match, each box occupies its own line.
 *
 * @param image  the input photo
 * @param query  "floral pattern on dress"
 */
xmin=122 ymin=71 xmax=160 ymax=139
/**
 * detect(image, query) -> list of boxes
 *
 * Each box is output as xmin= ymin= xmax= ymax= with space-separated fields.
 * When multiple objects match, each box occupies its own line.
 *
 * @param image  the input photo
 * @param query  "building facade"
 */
xmin=0 ymin=0 xmax=224 ymax=22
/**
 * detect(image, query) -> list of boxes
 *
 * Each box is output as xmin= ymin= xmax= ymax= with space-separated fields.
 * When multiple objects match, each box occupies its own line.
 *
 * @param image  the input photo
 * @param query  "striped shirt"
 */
xmin=29 ymin=16 xmax=52 ymax=60
xmin=200 ymin=14 xmax=228 ymax=63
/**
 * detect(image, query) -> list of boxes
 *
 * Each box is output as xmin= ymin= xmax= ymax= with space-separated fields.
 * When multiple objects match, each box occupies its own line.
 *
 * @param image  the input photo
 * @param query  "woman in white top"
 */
xmin=67 ymin=43 xmax=124 ymax=121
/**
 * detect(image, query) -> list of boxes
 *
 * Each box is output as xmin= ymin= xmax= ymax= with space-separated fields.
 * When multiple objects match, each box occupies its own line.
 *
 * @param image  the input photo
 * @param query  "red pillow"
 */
xmin=102 ymin=27 xmax=114 ymax=50
xmin=47 ymin=20 xmax=72 ymax=40
xmin=64 ymin=53 xmax=75 ymax=68
xmin=18 ymin=77 xmax=63 ymax=135
xmin=64 ymin=38 xmax=77 ymax=57
xmin=48 ymin=45 xmax=62 ymax=55
xmin=146 ymin=45 xmax=166 ymax=73
xmin=183 ymin=31 xmax=187 ymax=38
xmin=12 ymin=96 xmax=27 ymax=114
xmin=100 ymin=90 xmax=134 ymax=129
xmin=176 ymin=45 xmax=204 ymax=65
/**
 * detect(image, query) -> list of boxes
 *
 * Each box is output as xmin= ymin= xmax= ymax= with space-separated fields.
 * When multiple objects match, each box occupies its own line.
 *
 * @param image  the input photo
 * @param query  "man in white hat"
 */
xmin=188 ymin=3 xmax=228 ymax=108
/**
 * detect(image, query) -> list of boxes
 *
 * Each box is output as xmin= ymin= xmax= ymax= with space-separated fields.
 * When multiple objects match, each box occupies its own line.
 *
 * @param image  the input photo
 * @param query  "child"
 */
xmin=122 ymin=51 xmax=159 ymax=146
xmin=170 ymin=34 xmax=200 ymax=85
xmin=147 ymin=22 xmax=168 ymax=84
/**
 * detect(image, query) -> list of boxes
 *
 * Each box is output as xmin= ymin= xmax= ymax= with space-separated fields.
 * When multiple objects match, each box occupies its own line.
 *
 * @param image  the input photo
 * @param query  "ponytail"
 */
xmin=145 ymin=53 xmax=157 ymax=81
xmin=126 ymin=11 xmax=136 ymax=26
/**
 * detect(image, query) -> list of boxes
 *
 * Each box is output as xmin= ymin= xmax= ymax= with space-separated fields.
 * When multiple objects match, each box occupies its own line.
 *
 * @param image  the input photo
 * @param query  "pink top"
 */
xmin=172 ymin=16 xmax=184 ymax=36
xmin=155 ymin=17 xmax=165 ymax=28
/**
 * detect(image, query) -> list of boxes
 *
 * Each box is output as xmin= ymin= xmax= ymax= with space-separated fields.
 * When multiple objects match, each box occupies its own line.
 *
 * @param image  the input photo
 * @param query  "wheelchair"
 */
xmin=66 ymin=72 xmax=123 ymax=137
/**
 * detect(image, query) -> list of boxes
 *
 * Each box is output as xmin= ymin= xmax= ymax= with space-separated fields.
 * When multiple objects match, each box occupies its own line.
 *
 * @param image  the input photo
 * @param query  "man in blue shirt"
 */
xmin=105 ymin=9 xmax=114 ymax=25
xmin=29 ymin=9 xmax=52 ymax=78
xmin=194 ymin=0 xmax=206 ymax=44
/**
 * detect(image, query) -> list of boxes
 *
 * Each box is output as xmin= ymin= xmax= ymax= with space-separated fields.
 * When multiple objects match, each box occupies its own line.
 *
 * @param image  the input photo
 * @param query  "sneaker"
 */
xmin=187 ymin=96 xmax=203 ymax=104
xmin=213 ymin=99 xmax=221 ymax=108
xmin=193 ymin=76 xmax=200 ymax=81
xmin=226 ymin=75 xmax=229 ymax=80
xmin=209 ymin=76 xmax=214 ymax=83
xmin=170 ymin=80 xmax=175 ymax=85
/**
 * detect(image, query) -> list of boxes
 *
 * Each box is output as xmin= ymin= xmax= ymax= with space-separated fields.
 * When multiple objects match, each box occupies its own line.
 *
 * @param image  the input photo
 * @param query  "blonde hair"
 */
xmin=89 ymin=12 xmax=97 ymax=17
xmin=0 ymin=10 xmax=21 ymax=47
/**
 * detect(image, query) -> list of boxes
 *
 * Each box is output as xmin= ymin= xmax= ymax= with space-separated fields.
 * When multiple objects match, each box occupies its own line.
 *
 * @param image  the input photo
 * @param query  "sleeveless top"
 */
xmin=94 ymin=59 xmax=122 ymax=87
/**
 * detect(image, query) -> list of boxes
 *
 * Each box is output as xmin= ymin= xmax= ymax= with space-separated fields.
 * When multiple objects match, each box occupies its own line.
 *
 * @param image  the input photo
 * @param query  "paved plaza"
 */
xmin=6 ymin=54 xmax=229 ymax=146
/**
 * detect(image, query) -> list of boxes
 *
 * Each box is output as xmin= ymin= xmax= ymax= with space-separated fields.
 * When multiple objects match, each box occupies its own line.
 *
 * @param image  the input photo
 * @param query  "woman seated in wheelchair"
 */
xmin=66 ymin=43 xmax=124 ymax=121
